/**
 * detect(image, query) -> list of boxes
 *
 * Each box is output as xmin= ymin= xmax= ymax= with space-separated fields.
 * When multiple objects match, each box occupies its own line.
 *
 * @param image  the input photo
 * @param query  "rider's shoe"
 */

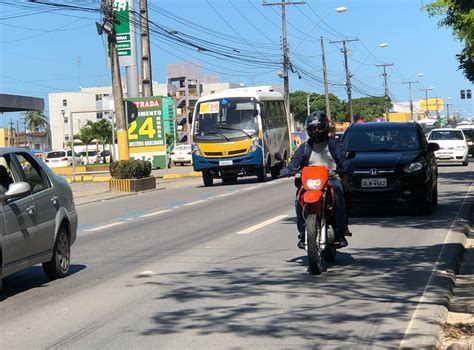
xmin=297 ymin=233 xmax=305 ymax=249
xmin=334 ymin=237 xmax=348 ymax=248
xmin=344 ymin=228 xmax=353 ymax=237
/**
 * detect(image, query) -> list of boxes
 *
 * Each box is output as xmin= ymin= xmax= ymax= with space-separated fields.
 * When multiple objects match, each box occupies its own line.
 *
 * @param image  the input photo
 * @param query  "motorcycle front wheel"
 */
xmin=306 ymin=214 xmax=325 ymax=275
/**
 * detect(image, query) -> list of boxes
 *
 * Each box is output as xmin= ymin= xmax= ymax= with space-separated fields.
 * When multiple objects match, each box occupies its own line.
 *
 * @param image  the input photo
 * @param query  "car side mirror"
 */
xmin=427 ymin=142 xmax=440 ymax=152
xmin=346 ymin=151 xmax=356 ymax=160
xmin=4 ymin=182 xmax=31 ymax=202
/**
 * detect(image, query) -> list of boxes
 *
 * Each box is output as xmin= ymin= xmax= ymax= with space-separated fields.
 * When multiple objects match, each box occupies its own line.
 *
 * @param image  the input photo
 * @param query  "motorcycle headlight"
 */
xmin=455 ymin=146 xmax=467 ymax=151
xmin=250 ymin=137 xmax=260 ymax=152
xmin=403 ymin=162 xmax=423 ymax=173
xmin=306 ymin=178 xmax=322 ymax=190
xmin=192 ymin=143 xmax=202 ymax=156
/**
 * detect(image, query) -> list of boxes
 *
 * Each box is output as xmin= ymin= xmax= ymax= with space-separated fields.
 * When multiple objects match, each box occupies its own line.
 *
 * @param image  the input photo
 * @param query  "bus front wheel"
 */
xmin=203 ymin=171 xmax=213 ymax=187
xmin=257 ymin=166 xmax=266 ymax=182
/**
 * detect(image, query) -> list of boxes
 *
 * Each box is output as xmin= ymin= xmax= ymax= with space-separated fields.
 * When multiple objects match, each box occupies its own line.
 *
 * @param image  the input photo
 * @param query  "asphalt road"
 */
xmin=1 ymin=161 xmax=472 ymax=349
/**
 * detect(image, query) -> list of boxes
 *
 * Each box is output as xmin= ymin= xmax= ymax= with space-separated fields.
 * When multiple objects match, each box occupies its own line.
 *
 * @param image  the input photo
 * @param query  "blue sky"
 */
xmin=1 ymin=0 xmax=473 ymax=128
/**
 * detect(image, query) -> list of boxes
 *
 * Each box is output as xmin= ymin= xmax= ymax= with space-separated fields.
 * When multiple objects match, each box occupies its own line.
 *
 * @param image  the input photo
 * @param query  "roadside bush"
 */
xmin=110 ymin=159 xmax=152 ymax=179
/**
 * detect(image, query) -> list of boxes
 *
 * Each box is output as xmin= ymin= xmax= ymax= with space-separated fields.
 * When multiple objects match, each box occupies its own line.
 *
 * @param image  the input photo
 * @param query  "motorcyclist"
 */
xmin=280 ymin=111 xmax=353 ymax=249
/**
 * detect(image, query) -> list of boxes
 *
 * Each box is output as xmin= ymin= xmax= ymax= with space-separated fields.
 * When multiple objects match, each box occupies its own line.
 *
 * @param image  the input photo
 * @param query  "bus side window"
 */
xmin=277 ymin=101 xmax=286 ymax=127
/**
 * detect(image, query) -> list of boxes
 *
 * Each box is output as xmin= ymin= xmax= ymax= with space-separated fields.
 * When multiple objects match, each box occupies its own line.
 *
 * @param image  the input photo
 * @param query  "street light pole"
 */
xmin=320 ymin=36 xmax=331 ymax=120
xmin=307 ymin=92 xmax=311 ymax=116
xmin=263 ymin=0 xmax=305 ymax=134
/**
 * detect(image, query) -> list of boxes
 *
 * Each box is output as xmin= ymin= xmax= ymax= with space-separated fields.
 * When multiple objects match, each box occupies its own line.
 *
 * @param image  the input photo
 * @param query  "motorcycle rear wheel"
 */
xmin=306 ymin=214 xmax=325 ymax=275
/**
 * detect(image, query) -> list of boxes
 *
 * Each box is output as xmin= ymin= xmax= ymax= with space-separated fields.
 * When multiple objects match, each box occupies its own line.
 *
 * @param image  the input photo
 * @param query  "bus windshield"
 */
xmin=194 ymin=98 xmax=258 ymax=141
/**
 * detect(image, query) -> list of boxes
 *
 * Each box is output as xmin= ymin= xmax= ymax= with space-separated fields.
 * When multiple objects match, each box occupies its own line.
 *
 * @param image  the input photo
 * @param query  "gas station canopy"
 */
xmin=0 ymin=94 xmax=45 ymax=113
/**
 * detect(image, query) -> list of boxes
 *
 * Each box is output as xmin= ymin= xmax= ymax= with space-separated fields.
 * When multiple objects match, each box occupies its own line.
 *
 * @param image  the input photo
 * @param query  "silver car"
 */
xmin=0 ymin=148 xmax=78 ymax=290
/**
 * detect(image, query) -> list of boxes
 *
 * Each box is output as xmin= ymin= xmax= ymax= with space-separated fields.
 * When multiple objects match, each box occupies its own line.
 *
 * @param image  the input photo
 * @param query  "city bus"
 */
xmin=191 ymin=86 xmax=290 ymax=186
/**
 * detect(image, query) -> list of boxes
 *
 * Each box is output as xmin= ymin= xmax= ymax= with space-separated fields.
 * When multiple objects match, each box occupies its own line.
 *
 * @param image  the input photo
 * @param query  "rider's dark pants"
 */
xmin=295 ymin=179 xmax=347 ymax=239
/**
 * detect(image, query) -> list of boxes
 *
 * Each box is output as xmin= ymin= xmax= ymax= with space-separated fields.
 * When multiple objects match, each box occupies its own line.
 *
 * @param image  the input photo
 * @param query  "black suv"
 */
xmin=343 ymin=122 xmax=440 ymax=214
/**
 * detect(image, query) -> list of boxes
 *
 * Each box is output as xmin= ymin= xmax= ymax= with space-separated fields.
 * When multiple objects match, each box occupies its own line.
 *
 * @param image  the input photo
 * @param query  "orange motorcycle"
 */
xmin=297 ymin=165 xmax=338 ymax=275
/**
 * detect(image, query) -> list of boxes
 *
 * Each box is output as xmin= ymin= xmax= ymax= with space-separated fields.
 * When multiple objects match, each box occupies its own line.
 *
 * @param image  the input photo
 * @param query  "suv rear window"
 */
xmin=344 ymin=126 xmax=420 ymax=152
xmin=47 ymin=151 xmax=65 ymax=159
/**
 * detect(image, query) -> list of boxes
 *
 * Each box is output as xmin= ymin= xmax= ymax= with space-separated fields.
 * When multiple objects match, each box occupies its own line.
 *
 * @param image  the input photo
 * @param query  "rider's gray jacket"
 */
xmin=284 ymin=138 xmax=353 ymax=176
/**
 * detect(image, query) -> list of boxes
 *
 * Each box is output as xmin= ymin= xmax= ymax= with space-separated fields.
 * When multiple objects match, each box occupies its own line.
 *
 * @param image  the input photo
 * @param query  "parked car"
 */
xmin=44 ymin=150 xmax=80 ymax=168
xmin=170 ymin=144 xmax=192 ymax=166
xmin=79 ymin=150 xmax=98 ymax=165
xmin=0 ymin=148 xmax=78 ymax=290
xmin=98 ymin=150 xmax=112 ymax=164
xmin=343 ymin=122 xmax=439 ymax=213
xmin=456 ymin=125 xmax=474 ymax=156
xmin=428 ymin=128 xmax=469 ymax=166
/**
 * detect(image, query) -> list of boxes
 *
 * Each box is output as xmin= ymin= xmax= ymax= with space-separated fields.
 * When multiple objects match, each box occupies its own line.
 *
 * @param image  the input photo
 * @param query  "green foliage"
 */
xmin=23 ymin=110 xmax=49 ymax=132
xmin=352 ymin=96 xmax=390 ymax=121
xmin=423 ymin=0 xmax=474 ymax=82
xmin=290 ymin=91 xmax=347 ymax=123
xmin=110 ymin=159 xmax=152 ymax=179
xmin=86 ymin=119 xmax=113 ymax=144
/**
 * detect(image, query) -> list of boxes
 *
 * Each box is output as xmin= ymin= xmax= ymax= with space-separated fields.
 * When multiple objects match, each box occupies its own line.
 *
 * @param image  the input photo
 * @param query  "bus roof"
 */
xmin=197 ymin=86 xmax=284 ymax=103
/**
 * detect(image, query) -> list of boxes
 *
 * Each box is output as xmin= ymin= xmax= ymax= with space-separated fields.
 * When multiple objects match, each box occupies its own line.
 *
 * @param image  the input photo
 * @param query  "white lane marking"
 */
xmin=236 ymin=215 xmax=288 ymax=234
xmin=215 ymin=192 xmax=237 ymax=198
xmin=184 ymin=199 xmax=207 ymax=206
xmin=242 ymin=186 xmax=258 ymax=191
xmin=84 ymin=221 xmax=126 ymax=232
xmin=140 ymin=209 xmax=171 ymax=218
xmin=400 ymin=183 xmax=473 ymax=347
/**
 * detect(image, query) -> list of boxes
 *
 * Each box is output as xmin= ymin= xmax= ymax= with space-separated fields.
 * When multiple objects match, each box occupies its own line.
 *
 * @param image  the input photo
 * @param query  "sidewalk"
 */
xmin=70 ymin=166 xmax=200 ymax=205
xmin=441 ymin=203 xmax=474 ymax=349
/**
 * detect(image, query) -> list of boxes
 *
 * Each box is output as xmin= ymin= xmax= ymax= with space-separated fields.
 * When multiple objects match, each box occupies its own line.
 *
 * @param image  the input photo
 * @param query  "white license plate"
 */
xmin=361 ymin=178 xmax=387 ymax=188
xmin=219 ymin=160 xmax=233 ymax=166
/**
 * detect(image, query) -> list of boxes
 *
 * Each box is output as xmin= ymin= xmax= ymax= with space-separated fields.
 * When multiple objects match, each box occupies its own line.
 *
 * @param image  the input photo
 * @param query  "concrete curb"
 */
xmin=400 ymin=196 xmax=473 ymax=349
xmin=162 ymin=171 xmax=202 ymax=180
xmin=74 ymin=186 xmax=166 ymax=206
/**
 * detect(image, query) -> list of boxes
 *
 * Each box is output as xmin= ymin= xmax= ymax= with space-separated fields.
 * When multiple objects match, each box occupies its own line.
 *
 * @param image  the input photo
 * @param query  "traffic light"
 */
xmin=467 ymin=89 xmax=472 ymax=99
xmin=461 ymin=89 xmax=466 ymax=99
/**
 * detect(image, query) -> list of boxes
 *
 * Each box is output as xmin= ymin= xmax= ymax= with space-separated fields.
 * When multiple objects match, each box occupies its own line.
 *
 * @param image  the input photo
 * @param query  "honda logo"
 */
xmin=370 ymin=168 xmax=378 ymax=176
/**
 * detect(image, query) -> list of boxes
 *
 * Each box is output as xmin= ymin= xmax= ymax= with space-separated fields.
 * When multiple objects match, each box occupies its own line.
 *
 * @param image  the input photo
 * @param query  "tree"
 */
xmin=289 ymin=91 xmax=347 ymax=124
xmin=351 ymin=96 xmax=389 ymax=121
xmin=23 ymin=110 xmax=49 ymax=132
xmin=423 ymin=0 xmax=474 ymax=82
xmin=74 ymin=125 xmax=94 ymax=164
xmin=85 ymin=119 xmax=113 ymax=157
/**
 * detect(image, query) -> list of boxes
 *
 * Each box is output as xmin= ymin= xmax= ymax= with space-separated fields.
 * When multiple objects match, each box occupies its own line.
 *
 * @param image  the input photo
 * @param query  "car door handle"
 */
xmin=51 ymin=196 xmax=59 ymax=205
xmin=26 ymin=205 xmax=35 ymax=215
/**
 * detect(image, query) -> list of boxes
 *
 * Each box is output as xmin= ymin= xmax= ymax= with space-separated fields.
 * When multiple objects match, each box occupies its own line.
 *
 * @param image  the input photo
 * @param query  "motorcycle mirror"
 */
xmin=346 ymin=151 xmax=356 ymax=160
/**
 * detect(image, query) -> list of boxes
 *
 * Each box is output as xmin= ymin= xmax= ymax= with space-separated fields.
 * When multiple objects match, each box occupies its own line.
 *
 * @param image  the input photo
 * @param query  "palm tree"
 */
xmin=85 ymin=119 xmax=113 ymax=160
xmin=23 ymin=110 xmax=50 ymax=149
xmin=75 ymin=126 xmax=94 ymax=164
xmin=23 ymin=110 xmax=49 ymax=132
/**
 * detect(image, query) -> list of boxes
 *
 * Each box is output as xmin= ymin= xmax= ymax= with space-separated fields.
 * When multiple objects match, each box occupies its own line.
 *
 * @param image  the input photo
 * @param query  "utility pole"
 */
xmin=101 ymin=0 xmax=129 ymax=160
xmin=307 ymin=92 xmax=310 ymax=116
xmin=402 ymin=80 xmax=419 ymax=120
xmin=139 ymin=0 xmax=153 ymax=97
xmin=8 ymin=118 xmax=14 ymax=147
xmin=263 ymin=0 xmax=305 ymax=133
xmin=446 ymin=103 xmax=452 ymax=119
xmin=330 ymin=38 xmax=358 ymax=123
xmin=16 ymin=119 xmax=19 ymax=147
xmin=376 ymin=63 xmax=393 ymax=121
xmin=420 ymin=88 xmax=432 ymax=116
xmin=320 ymin=36 xmax=331 ymax=120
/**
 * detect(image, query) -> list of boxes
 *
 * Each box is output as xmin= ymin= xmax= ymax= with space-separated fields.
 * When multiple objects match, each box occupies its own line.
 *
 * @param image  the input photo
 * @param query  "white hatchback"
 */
xmin=170 ymin=144 xmax=192 ymax=166
xmin=45 ymin=150 xmax=80 ymax=168
xmin=428 ymin=128 xmax=469 ymax=166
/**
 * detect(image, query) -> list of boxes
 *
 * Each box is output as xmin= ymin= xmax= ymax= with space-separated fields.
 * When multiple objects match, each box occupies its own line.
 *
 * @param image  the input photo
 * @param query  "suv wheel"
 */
xmin=43 ymin=227 xmax=70 ymax=279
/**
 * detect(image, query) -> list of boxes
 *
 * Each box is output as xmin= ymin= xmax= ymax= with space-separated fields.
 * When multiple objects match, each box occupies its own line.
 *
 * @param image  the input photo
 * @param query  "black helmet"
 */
xmin=305 ymin=111 xmax=329 ymax=143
